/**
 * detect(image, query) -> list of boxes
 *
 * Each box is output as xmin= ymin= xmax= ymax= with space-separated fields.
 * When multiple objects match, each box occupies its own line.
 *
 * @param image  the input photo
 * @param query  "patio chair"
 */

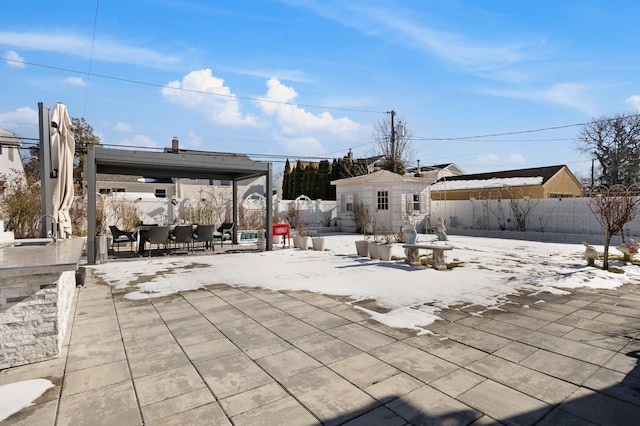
xmin=193 ymin=224 xmax=215 ymax=251
xmin=214 ymin=222 xmax=234 ymax=248
xmin=109 ymin=225 xmax=137 ymax=253
xmin=146 ymin=225 xmax=171 ymax=257
xmin=171 ymin=225 xmax=194 ymax=251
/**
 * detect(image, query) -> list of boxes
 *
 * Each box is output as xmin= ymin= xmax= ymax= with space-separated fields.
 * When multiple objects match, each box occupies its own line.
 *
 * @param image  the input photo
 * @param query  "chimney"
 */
xmin=347 ymin=148 xmax=353 ymax=160
xmin=171 ymin=137 xmax=179 ymax=153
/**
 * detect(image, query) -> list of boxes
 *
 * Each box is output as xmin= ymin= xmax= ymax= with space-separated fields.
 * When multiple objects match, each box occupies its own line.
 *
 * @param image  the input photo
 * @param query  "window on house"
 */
xmin=413 ymin=194 xmax=420 ymax=212
xmin=345 ymin=194 xmax=354 ymax=212
xmin=220 ymin=180 xmax=231 ymax=186
xmin=377 ymin=190 xmax=389 ymax=210
xmin=155 ymin=189 xmax=167 ymax=198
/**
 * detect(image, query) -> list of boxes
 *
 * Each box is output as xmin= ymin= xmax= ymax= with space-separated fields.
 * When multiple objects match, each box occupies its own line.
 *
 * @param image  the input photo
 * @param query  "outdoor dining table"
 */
xmin=136 ymin=223 xmax=200 ymax=255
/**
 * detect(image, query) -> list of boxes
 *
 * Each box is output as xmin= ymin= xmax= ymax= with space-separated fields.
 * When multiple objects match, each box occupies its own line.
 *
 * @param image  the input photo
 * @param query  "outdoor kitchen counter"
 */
xmin=0 ymin=237 xmax=85 ymax=369
xmin=0 ymin=237 xmax=85 ymax=278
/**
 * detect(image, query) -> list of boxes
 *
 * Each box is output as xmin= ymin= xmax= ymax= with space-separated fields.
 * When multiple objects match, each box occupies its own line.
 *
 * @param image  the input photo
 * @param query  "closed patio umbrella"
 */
xmin=50 ymin=103 xmax=75 ymax=239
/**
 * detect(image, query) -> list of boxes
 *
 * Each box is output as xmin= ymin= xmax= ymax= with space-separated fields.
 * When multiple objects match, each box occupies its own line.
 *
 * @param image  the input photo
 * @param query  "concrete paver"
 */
xmin=2 ymin=269 xmax=640 ymax=425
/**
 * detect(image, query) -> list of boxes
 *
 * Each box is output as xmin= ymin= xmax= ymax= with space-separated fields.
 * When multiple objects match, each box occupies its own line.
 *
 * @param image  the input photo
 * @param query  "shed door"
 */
xmin=374 ymin=189 xmax=391 ymax=233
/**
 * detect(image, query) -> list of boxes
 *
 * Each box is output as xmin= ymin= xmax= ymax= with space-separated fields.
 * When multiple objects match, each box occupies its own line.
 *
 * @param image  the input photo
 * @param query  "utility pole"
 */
xmin=388 ymin=110 xmax=396 ymax=171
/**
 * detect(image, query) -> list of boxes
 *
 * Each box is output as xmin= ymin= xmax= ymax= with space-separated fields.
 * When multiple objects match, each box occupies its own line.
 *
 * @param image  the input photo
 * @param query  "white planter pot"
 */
xmin=293 ymin=235 xmax=301 ymax=248
xmin=377 ymin=244 xmax=392 ymax=261
xmin=273 ymin=235 xmax=282 ymax=245
xmin=368 ymin=242 xmax=379 ymax=260
xmin=355 ymin=240 xmax=369 ymax=257
xmin=303 ymin=236 xmax=312 ymax=250
xmin=312 ymin=237 xmax=326 ymax=251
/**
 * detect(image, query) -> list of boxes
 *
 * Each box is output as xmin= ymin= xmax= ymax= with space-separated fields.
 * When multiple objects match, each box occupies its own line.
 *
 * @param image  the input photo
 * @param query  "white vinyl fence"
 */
xmin=430 ymin=197 xmax=640 ymax=242
xmin=100 ymin=193 xmax=338 ymax=231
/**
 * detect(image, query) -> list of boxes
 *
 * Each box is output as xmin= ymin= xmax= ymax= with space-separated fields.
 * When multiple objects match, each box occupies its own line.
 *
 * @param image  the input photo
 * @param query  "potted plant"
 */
xmin=355 ymin=239 xmax=369 ymax=257
xmin=312 ymin=235 xmax=326 ymax=251
xmin=301 ymin=223 xmax=312 ymax=249
xmin=352 ymin=202 xmax=371 ymax=256
xmin=367 ymin=236 xmax=379 ymax=260
xmin=377 ymin=227 xmax=394 ymax=261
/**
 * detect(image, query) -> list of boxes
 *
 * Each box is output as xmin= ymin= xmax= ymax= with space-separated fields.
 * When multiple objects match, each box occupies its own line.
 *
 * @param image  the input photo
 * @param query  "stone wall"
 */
xmin=0 ymin=270 xmax=76 ymax=370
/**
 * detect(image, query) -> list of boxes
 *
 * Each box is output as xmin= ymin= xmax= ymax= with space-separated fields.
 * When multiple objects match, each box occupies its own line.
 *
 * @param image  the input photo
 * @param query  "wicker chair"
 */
xmin=109 ymin=225 xmax=137 ymax=253
xmin=214 ymin=222 xmax=234 ymax=248
xmin=146 ymin=226 xmax=171 ymax=257
xmin=171 ymin=225 xmax=194 ymax=251
xmin=193 ymin=224 xmax=215 ymax=251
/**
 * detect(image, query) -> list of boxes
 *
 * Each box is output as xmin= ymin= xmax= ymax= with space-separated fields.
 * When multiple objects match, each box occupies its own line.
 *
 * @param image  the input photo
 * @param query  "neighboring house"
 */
xmin=97 ymin=174 xmax=175 ymax=198
xmin=407 ymin=163 xmax=465 ymax=181
xmin=332 ymin=169 xmax=438 ymax=234
xmin=429 ymin=165 xmax=583 ymax=201
xmin=0 ymin=129 xmax=25 ymax=182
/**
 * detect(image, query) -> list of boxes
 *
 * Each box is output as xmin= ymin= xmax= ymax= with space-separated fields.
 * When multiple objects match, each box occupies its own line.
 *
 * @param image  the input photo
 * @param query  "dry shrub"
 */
xmin=0 ymin=173 xmax=41 ymax=238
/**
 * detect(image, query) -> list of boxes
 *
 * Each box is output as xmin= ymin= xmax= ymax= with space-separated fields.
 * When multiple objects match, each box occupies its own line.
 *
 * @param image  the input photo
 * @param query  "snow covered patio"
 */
xmin=2 ymin=235 xmax=640 ymax=424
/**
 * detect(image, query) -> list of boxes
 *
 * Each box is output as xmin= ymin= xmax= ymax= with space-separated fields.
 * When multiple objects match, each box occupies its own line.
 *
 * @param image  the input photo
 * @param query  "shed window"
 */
xmin=413 ymin=194 xmax=420 ymax=212
xmin=377 ymin=191 xmax=389 ymax=210
xmin=345 ymin=194 xmax=354 ymax=212
xmin=155 ymin=189 xmax=167 ymax=198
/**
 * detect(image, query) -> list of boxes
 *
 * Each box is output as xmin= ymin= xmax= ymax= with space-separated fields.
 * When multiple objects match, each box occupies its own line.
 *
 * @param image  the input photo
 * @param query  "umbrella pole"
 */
xmin=38 ymin=102 xmax=54 ymax=238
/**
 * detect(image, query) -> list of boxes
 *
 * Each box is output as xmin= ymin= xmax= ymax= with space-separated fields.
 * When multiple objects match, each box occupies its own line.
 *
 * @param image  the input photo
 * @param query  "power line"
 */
xmin=0 ymin=56 xmax=385 ymax=115
xmin=82 ymin=0 xmax=101 ymax=117
xmin=412 ymin=114 xmax=640 ymax=141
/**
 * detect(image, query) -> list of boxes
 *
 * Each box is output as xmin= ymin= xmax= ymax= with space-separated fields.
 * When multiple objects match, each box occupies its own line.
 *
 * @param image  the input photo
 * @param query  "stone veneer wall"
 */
xmin=0 ymin=270 xmax=76 ymax=370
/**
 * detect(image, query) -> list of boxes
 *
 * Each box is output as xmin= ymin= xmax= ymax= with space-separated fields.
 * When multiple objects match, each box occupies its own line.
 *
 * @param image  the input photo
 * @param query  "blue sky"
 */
xmin=1 ymin=0 xmax=639 ymax=178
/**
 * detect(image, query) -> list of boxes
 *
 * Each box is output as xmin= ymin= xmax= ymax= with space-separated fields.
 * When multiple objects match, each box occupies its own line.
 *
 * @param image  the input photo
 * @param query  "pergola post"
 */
xmin=87 ymin=144 xmax=97 ymax=264
xmin=266 ymin=163 xmax=273 ymax=250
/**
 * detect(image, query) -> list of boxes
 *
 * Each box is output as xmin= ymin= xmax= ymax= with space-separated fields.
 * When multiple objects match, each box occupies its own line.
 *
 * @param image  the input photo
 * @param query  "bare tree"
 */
xmin=372 ymin=112 xmax=416 ymax=174
xmin=507 ymin=188 xmax=540 ymax=232
xmin=482 ymin=189 xmax=508 ymax=230
xmin=587 ymin=185 xmax=640 ymax=269
xmin=576 ymin=114 xmax=640 ymax=189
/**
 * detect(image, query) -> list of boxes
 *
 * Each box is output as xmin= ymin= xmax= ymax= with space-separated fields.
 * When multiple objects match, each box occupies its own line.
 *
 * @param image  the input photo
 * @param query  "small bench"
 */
xmin=403 ymin=244 xmax=453 ymax=271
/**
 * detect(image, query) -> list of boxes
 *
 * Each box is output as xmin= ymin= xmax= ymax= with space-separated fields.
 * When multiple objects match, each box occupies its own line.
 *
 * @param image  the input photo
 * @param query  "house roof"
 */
xmin=430 ymin=165 xmax=578 ymax=192
xmin=437 ymin=165 xmax=566 ymax=184
xmin=331 ymin=169 xmax=434 ymax=186
xmin=0 ymin=129 xmax=21 ymax=147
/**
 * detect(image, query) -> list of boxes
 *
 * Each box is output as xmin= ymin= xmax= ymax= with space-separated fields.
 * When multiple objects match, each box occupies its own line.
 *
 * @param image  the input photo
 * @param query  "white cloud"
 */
xmin=4 ymin=50 xmax=24 ymax=68
xmin=118 ymin=134 xmax=157 ymax=148
xmin=626 ymin=95 xmax=640 ymax=111
xmin=64 ymin=77 xmax=87 ymax=86
xmin=0 ymin=106 xmax=38 ymax=136
xmin=162 ymin=69 xmax=261 ymax=127
xmin=114 ymin=122 xmax=133 ymax=133
xmin=256 ymin=77 xmax=369 ymax=152
xmin=186 ymin=130 xmax=203 ymax=148
xmin=288 ymin=1 xmax=544 ymax=73
xmin=474 ymin=152 xmax=525 ymax=167
xmin=226 ymin=66 xmax=313 ymax=83
xmin=0 ymin=31 xmax=182 ymax=69
xmin=278 ymin=135 xmax=324 ymax=155
xmin=478 ymin=82 xmax=594 ymax=114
